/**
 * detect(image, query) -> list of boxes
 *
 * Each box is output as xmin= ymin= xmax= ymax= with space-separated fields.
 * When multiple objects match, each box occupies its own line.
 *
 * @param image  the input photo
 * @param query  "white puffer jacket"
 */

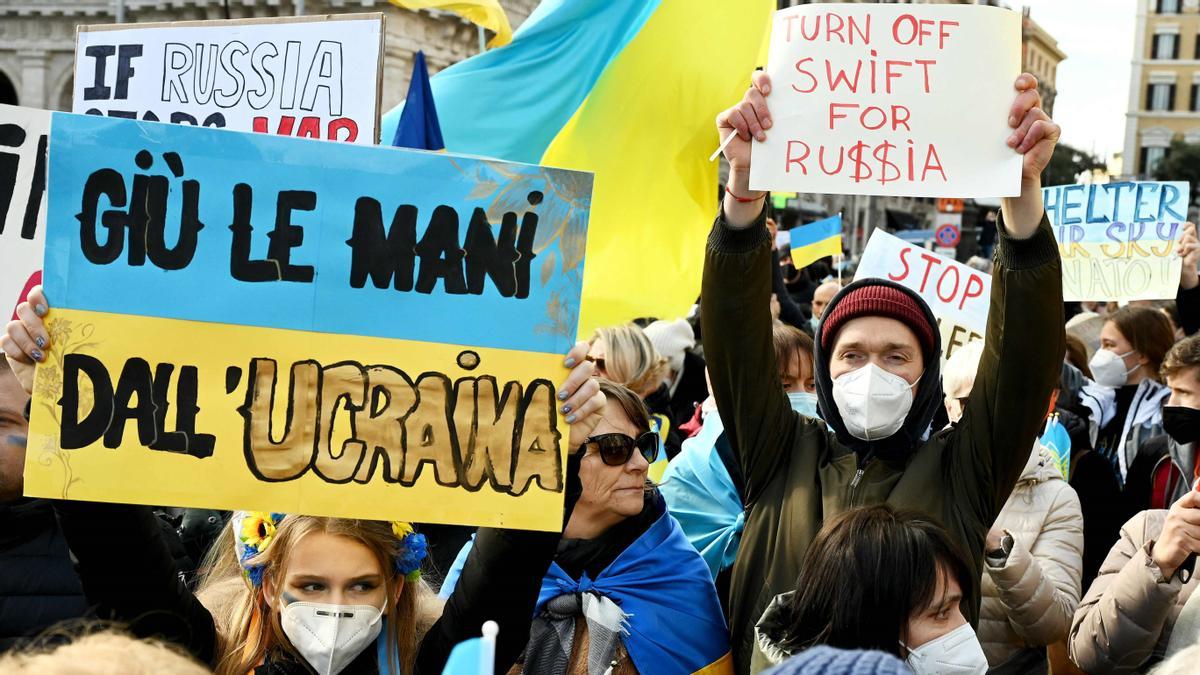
xmin=979 ymin=446 xmax=1084 ymax=669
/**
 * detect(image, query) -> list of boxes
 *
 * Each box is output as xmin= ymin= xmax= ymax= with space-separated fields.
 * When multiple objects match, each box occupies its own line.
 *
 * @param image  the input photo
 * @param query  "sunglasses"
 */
xmin=580 ymin=432 xmax=660 ymax=467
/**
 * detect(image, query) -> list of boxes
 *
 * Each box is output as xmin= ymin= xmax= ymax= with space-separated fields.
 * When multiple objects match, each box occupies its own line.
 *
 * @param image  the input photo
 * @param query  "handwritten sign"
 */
xmin=750 ymin=4 xmax=1022 ymax=198
xmin=1043 ymin=181 xmax=1188 ymax=301
xmin=25 ymin=113 xmax=593 ymax=531
xmin=855 ymin=229 xmax=991 ymax=360
xmin=73 ymin=14 xmax=383 ymax=144
xmin=0 ymin=104 xmax=49 ymax=316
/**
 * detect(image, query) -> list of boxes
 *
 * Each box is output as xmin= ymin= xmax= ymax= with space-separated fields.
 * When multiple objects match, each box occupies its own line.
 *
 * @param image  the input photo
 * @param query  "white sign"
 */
xmin=0 ymin=104 xmax=50 ymax=318
xmin=855 ymin=229 xmax=991 ymax=359
xmin=73 ymin=14 xmax=383 ymax=145
xmin=750 ymin=4 xmax=1022 ymax=198
xmin=1043 ymin=181 xmax=1188 ymax=301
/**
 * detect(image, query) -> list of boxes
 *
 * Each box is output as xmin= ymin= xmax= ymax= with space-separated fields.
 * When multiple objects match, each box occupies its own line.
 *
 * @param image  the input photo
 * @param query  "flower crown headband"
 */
xmin=231 ymin=512 xmax=428 ymax=588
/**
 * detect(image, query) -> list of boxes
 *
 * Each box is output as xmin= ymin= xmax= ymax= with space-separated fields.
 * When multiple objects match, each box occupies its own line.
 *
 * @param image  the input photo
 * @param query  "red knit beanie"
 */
xmin=820 ymin=284 xmax=936 ymax=353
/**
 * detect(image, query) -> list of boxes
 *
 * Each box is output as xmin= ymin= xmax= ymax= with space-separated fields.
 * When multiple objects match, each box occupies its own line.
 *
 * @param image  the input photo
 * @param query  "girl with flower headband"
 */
xmin=4 ymin=294 xmax=605 ymax=675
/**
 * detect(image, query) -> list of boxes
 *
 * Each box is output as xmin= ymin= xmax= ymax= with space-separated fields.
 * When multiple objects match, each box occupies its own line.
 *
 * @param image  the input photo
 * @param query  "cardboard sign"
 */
xmin=750 ymin=4 xmax=1022 ymax=198
xmin=855 ymin=229 xmax=990 ymax=360
xmin=0 ymin=104 xmax=50 ymax=315
xmin=1043 ymin=181 xmax=1188 ymax=301
xmin=25 ymin=113 xmax=593 ymax=531
xmin=73 ymin=14 xmax=383 ymax=144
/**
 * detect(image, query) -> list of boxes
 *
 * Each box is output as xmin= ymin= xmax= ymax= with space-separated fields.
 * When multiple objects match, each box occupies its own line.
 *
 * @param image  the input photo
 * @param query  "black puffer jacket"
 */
xmin=0 ymin=499 xmax=88 ymax=651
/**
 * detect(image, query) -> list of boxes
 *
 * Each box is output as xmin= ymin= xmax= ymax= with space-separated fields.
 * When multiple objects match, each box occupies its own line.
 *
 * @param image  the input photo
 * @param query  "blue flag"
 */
xmin=440 ymin=634 xmax=491 ymax=675
xmin=392 ymin=51 xmax=445 ymax=150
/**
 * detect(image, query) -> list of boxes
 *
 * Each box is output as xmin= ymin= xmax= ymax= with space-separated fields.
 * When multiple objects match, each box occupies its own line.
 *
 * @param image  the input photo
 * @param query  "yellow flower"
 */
xmin=240 ymin=512 xmax=277 ymax=551
xmin=391 ymin=521 xmax=414 ymax=539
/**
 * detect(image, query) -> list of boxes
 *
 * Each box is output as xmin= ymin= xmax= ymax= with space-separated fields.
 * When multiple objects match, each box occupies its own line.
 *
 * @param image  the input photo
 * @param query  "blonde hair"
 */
xmin=590 ymin=325 xmax=669 ymax=397
xmin=942 ymin=340 xmax=984 ymax=400
xmin=0 ymin=629 xmax=210 ymax=674
xmin=212 ymin=517 xmax=420 ymax=675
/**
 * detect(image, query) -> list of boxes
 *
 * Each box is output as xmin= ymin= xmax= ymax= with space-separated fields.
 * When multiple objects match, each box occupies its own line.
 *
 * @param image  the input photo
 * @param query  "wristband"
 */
xmin=725 ymin=184 xmax=766 ymax=203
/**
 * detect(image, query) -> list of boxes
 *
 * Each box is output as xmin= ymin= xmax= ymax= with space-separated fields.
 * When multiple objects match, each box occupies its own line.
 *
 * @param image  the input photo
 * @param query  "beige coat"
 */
xmin=980 ymin=447 xmax=1084 ymax=668
xmin=1070 ymin=510 xmax=1199 ymax=674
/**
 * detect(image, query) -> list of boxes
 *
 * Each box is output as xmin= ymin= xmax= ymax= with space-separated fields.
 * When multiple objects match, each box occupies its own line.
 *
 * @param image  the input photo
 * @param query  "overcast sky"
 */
xmin=1018 ymin=0 xmax=1136 ymax=162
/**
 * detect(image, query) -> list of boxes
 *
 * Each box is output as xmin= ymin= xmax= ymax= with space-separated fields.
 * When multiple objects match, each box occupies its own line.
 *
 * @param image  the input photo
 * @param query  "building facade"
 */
xmin=1123 ymin=0 xmax=1200 ymax=178
xmin=0 ymin=0 xmax=538 ymax=113
xmin=1022 ymin=7 xmax=1066 ymax=117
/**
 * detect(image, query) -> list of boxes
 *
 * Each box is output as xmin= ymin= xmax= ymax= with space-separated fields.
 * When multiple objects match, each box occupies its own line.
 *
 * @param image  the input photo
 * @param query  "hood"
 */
xmin=814 ymin=278 xmax=943 ymax=461
xmin=1018 ymin=444 xmax=1064 ymax=484
xmin=754 ymin=592 xmax=796 ymax=666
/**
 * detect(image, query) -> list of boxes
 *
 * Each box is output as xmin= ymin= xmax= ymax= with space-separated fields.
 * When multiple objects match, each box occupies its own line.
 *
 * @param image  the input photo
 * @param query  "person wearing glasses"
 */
xmin=439 ymin=379 xmax=733 ymax=675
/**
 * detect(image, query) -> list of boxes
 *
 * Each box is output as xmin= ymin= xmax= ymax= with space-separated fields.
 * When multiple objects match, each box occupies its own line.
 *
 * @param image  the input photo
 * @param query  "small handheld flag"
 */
xmin=779 ymin=214 xmax=843 ymax=270
xmin=440 ymin=621 xmax=498 ymax=675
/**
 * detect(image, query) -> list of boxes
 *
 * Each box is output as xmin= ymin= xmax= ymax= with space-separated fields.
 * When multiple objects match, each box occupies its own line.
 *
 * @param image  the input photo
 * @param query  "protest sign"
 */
xmin=0 ymin=104 xmax=49 ymax=316
xmin=73 ymin=14 xmax=383 ymax=144
xmin=1043 ymin=181 xmax=1188 ymax=301
xmin=25 ymin=112 xmax=592 ymax=531
xmin=750 ymin=4 xmax=1022 ymax=198
xmin=855 ymin=228 xmax=990 ymax=360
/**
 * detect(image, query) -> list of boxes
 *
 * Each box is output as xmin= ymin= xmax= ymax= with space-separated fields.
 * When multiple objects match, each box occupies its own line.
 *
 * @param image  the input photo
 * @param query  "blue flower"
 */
xmin=396 ymin=533 xmax=428 ymax=578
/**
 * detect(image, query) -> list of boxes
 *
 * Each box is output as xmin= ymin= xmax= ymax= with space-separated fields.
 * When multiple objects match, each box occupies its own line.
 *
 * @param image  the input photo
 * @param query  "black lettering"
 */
xmin=148 ymin=364 xmax=215 ymax=459
xmin=84 ymin=45 xmax=115 ymax=101
xmin=414 ymin=205 xmax=467 ymax=295
xmin=464 ymin=208 xmax=518 ymax=297
xmin=268 ymin=190 xmax=316 ymax=282
xmin=146 ymin=152 xmax=203 ymax=270
xmin=347 ymin=197 xmax=416 ymax=291
xmin=114 ymin=44 xmax=143 ymax=100
xmin=60 ymin=354 xmax=115 ymax=450
xmin=229 ymin=183 xmax=276 ymax=282
xmin=0 ymin=124 xmax=23 ymax=234
xmin=515 ymin=191 xmax=542 ymax=299
xmin=76 ymin=168 xmax=128 ymax=265
xmin=105 ymin=358 xmax=157 ymax=448
xmin=21 ymin=134 xmax=46 ymax=240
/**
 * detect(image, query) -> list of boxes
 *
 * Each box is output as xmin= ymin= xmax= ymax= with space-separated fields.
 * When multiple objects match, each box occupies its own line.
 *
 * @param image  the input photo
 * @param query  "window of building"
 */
xmin=1148 ymin=82 xmax=1176 ymax=110
xmin=1192 ymin=83 xmax=1200 ymax=111
xmin=1160 ymin=0 xmax=1181 ymax=14
xmin=1154 ymin=33 xmax=1180 ymax=59
xmin=1142 ymin=146 xmax=1169 ymax=176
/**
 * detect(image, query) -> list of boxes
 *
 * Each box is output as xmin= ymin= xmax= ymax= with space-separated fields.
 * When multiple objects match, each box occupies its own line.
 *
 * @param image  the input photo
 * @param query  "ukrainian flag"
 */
xmin=381 ymin=0 xmax=772 ymax=334
xmin=389 ymin=0 xmax=513 ymax=48
xmin=784 ymin=214 xmax=843 ymax=270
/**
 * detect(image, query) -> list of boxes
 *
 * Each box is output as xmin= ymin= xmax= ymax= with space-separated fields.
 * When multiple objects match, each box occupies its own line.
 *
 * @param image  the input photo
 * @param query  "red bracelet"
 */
xmin=725 ymin=184 xmax=766 ymax=203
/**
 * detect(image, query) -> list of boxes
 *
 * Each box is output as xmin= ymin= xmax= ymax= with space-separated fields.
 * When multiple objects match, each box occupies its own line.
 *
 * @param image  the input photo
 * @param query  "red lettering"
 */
xmin=827 ymin=12 xmax=846 ymax=43
xmin=891 ymin=105 xmax=911 ymax=132
xmin=889 ymin=247 xmax=912 ymax=282
xmin=960 ymin=273 xmax=985 ymax=310
xmin=825 ymin=59 xmax=863 ymax=93
xmin=936 ymin=265 xmax=961 ymax=303
xmin=818 ymin=146 xmax=845 ymax=175
xmin=939 ymin=20 xmax=959 ymax=49
xmin=829 ymin=103 xmax=856 ymax=130
xmin=786 ymin=141 xmax=810 ymax=175
xmin=917 ymin=253 xmax=942 ymax=292
xmin=784 ymin=14 xmax=799 ymax=42
xmin=915 ymin=60 xmax=936 ymax=93
xmin=922 ymin=145 xmax=948 ymax=182
xmin=296 ymin=116 xmax=321 ymax=139
xmin=884 ymin=60 xmax=912 ymax=94
xmin=327 ymin=118 xmax=358 ymax=143
xmin=861 ymin=106 xmax=887 ymax=131
xmin=793 ymin=58 xmax=819 ymax=94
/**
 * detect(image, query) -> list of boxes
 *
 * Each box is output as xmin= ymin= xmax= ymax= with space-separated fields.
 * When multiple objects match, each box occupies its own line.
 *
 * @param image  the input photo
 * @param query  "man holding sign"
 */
xmin=707 ymin=50 xmax=1063 ymax=675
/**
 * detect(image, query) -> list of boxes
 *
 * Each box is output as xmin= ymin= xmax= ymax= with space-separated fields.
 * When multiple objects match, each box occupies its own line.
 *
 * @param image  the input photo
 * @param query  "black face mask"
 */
xmin=1163 ymin=406 xmax=1200 ymax=445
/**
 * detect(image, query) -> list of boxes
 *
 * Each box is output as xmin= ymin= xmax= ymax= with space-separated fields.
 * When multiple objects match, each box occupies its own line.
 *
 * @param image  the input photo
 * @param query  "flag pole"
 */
xmin=480 ymin=621 xmax=498 ymax=674
xmin=477 ymin=25 xmax=487 ymax=53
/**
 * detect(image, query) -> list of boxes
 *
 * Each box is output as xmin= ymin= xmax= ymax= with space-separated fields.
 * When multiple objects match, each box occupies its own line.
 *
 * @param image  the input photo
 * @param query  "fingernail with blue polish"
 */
xmin=34 ymin=304 xmax=47 ymax=317
xmin=564 ymin=358 xmax=577 ymax=368
xmin=31 ymin=349 xmax=43 ymax=361
xmin=562 ymin=405 xmax=572 ymax=414
xmin=35 ymin=336 xmax=46 ymax=349
xmin=566 ymin=414 xmax=577 ymax=424
xmin=557 ymin=390 xmax=568 ymax=400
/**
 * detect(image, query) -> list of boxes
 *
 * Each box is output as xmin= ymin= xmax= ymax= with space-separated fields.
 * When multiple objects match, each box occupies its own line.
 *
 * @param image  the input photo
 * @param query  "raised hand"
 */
xmin=1002 ymin=73 xmax=1062 ymax=240
xmin=1180 ymin=222 xmax=1198 ymax=291
xmin=559 ymin=341 xmax=605 ymax=450
xmin=716 ymin=71 xmax=773 ymax=227
xmin=2 ymin=285 xmax=50 ymax=396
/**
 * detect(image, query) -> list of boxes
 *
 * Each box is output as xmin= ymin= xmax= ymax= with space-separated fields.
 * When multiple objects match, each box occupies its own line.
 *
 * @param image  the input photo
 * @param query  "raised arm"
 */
xmin=952 ymin=74 xmax=1066 ymax=524
xmin=1175 ymin=222 xmax=1200 ymax=336
xmin=702 ymin=72 xmax=800 ymax=506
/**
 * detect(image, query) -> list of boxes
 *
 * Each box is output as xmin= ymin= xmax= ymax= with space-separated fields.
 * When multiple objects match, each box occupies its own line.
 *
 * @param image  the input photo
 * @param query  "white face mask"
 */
xmin=832 ymin=363 xmax=918 ymax=441
xmin=280 ymin=597 xmax=384 ymax=675
xmin=1089 ymin=348 xmax=1137 ymax=388
xmin=903 ymin=622 xmax=989 ymax=675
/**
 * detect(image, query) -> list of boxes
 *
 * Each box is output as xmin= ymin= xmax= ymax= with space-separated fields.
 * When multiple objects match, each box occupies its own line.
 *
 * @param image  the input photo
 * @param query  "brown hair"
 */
xmin=773 ymin=325 xmax=815 ymax=381
xmin=595 ymin=378 xmax=652 ymax=436
xmin=589 ymin=325 xmax=669 ymax=396
xmin=215 ymin=517 xmax=419 ymax=675
xmin=1107 ymin=306 xmax=1176 ymax=381
xmin=1064 ymin=333 xmax=1093 ymax=380
xmin=1162 ymin=334 xmax=1200 ymax=381
xmin=780 ymin=504 xmax=972 ymax=659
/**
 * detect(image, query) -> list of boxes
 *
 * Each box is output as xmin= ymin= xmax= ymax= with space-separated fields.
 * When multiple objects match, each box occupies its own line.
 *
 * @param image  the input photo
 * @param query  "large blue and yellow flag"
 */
xmin=389 ymin=0 xmax=513 ymax=48
xmin=382 ymin=0 xmax=772 ymax=334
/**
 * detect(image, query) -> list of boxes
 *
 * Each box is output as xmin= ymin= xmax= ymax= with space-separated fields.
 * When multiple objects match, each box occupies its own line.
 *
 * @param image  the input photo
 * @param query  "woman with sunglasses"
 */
xmin=440 ymin=379 xmax=733 ymax=675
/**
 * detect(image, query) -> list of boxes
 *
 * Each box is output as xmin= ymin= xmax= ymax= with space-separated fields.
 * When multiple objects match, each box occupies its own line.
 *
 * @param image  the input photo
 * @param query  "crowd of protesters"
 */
xmin=5 ymin=64 xmax=1200 ymax=675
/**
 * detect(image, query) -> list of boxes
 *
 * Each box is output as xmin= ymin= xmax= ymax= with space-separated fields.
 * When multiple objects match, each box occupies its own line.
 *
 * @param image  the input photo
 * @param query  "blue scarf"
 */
xmin=660 ymin=413 xmax=744 ymax=579
xmin=439 ymin=500 xmax=731 ymax=674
